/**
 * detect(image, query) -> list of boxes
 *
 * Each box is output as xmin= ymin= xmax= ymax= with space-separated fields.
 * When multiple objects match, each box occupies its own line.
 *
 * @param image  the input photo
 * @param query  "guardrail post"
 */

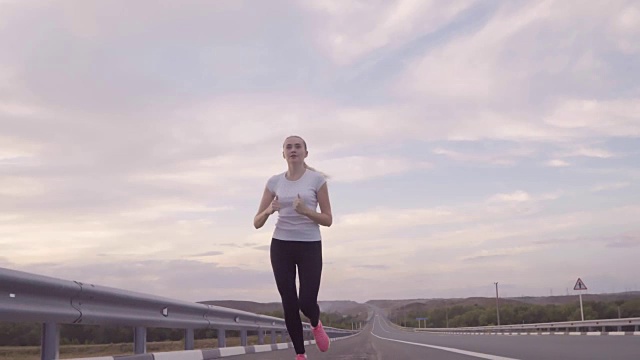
xmin=41 ymin=322 xmax=59 ymax=360
xmin=134 ymin=326 xmax=146 ymax=354
xmin=185 ymin=328 xmax=194 ymax=350
xmin=271 ymin=329 xmax=277 ymax=344
xmin=258 ymin=330 xmax=265 ymax=345
xmin=240 ymin=329 xmax=248 ymax=346
xmin=217 ymin=328 xmax=226 ymax=348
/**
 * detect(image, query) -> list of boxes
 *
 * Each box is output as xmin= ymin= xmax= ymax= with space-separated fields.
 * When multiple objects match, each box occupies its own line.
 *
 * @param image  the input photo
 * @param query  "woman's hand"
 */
xmin=267 ymin=195 xmax=281 ymax=214
xmin=293 ymin=194 xmax=310 ymax=215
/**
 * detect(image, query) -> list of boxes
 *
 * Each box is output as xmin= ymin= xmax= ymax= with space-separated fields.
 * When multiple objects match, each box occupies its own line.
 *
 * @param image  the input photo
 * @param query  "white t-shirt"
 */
xmin=266 ymin=169 xmax=327 ymax=241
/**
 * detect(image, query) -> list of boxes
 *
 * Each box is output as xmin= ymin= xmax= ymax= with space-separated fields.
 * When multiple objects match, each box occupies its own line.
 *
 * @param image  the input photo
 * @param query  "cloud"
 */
xmin=544 ymin=99 xmax=640 ymax=138
xmin=559 ymin=146 xmax=616 ymax=159
xmin=534 ymin=233 xmax=640 ymax=249
xmin=396 ymin=1 xmax=559 ymax=102
xmin=0 ymin=257 xmax=9 ymax=267
xmin=218 ymin=243 xmax=262 ymax=249
xmin=611 ymin=3 xmax=640 ymax=53
xmin=0 ymin=101 xmax=43 ymax=118
xmin=7 ymin=259 xmax=278 ymax=302
xmin=118 ymin=199 xmax=232 ymax=221
xmin=190 ymin=251 xmax=224 ymax=257
xmin=546 ymin=159 xmax=571 ymax=167
xmin=433 ymin=146 xmax=536 ymax=166
xmin=459 ymin=246 xmax=539 ymax=262
xmin=328 ymin=191 xmax=559 ymax=251
xmin=0 ymin=135 xmax=42 ymax=165
xmin=352 ymin=264 xmax=389 ymax=270
xmin=0 ymin=176 xmax=45 ymax=197
xmin=1 ymin=1 xmax=639 ymax=302
xmin=393 ymin=1 xmax=640 ymax=144
xmin=316 ymin=155 xmax=430 ymax=183
xmin=605 ymin=235 xmax=640 ymax=248
xmin=330 ymin=196 xmax=637 ymax=255
xmin=0 ymin=209 xmax=259 ymax=266
xmin=484 ymin=191 xmax=561 ymax=217
xmin=488 ymin=191 xmax=531 ymax=203
xmin=590 ymin=182 xmax=631 ymax=192
xmin=306 ymin=0 xmax=476 ymax=65
xmin=337 ymin=207 xmax=459 ymax=231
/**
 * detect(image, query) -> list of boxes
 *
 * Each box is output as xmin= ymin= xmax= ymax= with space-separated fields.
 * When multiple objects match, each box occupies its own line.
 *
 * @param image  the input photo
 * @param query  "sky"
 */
xmin=1 ymin=0 xmax=639 ymax=304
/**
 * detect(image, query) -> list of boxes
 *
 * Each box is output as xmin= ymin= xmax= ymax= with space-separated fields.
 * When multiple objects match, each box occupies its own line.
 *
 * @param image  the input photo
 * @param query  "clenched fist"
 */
xmin=293 ymin=193 xmax=310 ymax=215
xmin=267 ymin=195 xmax=281 ymax=214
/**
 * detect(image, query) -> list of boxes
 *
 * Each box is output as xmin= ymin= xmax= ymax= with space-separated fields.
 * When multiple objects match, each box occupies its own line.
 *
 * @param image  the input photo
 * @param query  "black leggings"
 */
xmin=270 ymin=238 xmax=323 ymax=355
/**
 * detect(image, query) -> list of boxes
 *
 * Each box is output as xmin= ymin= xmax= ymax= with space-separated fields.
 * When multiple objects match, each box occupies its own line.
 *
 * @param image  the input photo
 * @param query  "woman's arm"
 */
xmin=297 ymin=183 xmax=332 ymax=227
xmin=254 ymin=187 xmax=277 ymax=229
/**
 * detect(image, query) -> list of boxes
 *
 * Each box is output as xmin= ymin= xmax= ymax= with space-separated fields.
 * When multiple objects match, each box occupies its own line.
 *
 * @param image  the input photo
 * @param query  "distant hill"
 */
xmin=318 ymin=300 xmax=368 ymax=315
xmin=367 ymin=292 xmax=640 ymax=313
xmin=509 ymin=291 xmax=640 ymax=305
xmin=367 ymin=297 xmax=523 ymax=313
xmin=199 ymin=292 xmax=640 ymax=317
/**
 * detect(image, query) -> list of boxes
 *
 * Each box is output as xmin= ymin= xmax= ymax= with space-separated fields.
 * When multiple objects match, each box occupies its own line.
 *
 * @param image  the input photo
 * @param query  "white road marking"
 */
xmin=372 ymin=315 xmax=521 ymax=360
xmin=371 ymin=332 xmax=521 ymax=360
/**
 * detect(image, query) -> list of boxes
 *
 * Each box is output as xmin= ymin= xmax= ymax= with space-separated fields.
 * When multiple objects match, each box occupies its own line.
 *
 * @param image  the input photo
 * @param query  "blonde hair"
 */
xmin=284 ymin=135 xmax=330 ymax=179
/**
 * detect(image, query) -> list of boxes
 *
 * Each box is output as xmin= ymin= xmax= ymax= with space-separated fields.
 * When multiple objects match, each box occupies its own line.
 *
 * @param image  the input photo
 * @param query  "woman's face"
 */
xmin=282 ymin=136 xmax=307 ymax=164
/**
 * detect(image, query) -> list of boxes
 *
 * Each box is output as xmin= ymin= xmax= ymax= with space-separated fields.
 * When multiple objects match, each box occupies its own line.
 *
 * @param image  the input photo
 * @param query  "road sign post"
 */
xmin=415 ymin=317 xmax=428 ymax=328
xmin=579 ymin=293 xmax=584 ymax=321
xmin=574 ymin=278 xmax=588 ymax=321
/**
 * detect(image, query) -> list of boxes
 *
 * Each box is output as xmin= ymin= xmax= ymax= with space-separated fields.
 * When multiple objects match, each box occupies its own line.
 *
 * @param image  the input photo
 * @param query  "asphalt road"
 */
xmin=228 ymin=313 xmax=640 ymax=360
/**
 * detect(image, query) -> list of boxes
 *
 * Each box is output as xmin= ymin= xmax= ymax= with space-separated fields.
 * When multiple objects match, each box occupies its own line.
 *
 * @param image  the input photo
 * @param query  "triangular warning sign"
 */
xmin=573 ymin=278 xmax=587 ymax=291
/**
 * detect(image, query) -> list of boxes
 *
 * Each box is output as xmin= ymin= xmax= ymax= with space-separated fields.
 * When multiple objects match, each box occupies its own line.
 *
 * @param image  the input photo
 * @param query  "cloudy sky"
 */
xmin=1 ymin=0 xmax=639 ymax=305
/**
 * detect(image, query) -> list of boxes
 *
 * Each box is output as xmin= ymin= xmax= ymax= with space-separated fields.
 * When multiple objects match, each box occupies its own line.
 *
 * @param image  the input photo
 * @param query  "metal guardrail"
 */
xmin=393 ymin=317 xmax=640 ymax=333
xmin=0 ymin=266 xmax=355 ymax=360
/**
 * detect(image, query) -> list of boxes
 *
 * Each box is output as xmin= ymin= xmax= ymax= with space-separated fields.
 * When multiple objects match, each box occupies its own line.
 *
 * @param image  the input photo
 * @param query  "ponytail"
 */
xmin=304 ymin=162 xmax=330 ymax=179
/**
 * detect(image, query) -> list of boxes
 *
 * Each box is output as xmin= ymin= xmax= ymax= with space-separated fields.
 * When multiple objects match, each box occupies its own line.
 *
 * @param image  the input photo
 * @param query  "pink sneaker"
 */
xmin=296 ymin=354 xmax=307 ymax=360
xmin=312 ymin=320 xmax=330 ymax=352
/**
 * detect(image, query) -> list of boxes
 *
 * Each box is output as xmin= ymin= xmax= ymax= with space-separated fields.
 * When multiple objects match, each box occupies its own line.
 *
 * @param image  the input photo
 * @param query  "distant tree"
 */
xmin=388 ymin=297 xmax=640 ymax=328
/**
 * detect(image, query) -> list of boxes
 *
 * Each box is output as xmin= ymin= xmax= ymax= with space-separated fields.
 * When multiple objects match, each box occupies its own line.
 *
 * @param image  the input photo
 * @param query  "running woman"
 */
xmin=254 ymin=135 xmax=332 ymax=360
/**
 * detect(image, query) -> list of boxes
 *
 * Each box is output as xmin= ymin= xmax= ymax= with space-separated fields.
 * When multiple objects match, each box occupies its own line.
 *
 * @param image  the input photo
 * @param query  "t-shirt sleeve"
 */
xmin=314 ymin=172 xmax=327 ymax=192
xmin=266 ymin=175 xmax=278 ymax=194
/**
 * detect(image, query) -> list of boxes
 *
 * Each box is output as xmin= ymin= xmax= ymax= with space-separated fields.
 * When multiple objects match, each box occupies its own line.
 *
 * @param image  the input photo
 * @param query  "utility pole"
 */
xmin=494 ymin=282 xmax=501 ymax=326
xmin=446 ymin=307 xmax=449 ymax=328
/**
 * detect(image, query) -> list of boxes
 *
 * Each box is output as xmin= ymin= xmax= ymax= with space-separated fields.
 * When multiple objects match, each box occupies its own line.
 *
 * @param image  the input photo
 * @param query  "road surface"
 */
xmin=229 ymin=312 xmax=640 ymax=359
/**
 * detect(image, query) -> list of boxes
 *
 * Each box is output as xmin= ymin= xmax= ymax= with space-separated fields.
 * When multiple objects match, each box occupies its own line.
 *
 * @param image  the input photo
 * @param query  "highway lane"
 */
xmin=371 ymin=314 xmax=640 ymax=359
xmin=222 ymin=319 xmax=514 ymax=359
xmin=226 ymin=325 xmax=378 ymax=360
xmin=223 ymin=313 xmax=640 ymax=359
